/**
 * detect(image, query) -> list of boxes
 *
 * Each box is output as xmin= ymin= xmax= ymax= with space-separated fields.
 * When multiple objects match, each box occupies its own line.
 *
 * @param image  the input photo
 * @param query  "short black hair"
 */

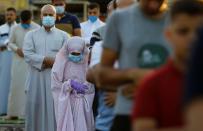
xmin=88 ymin=2 xmax=100 ymax=10
xmin=6 ymin=7 xmax=16 ymax=13
xmin=170 ymin=0 xmax=203 ymax=22
xmin=20 ymin=10 xmax=32 ymax=23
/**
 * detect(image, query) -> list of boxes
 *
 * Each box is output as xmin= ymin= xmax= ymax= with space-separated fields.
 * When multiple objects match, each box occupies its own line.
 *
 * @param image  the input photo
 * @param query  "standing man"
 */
xmin=23 ymin=5 xmax=69 ymax=131
xmin=52 ymin=0 xmax=82 ymax=36
xmin=0 ymin=7 xmax=17 ymax=116
xmin=5 ymin=10 xmax=40 ymax=120
xmin=81 ymin=2 xmax=105 ymax=45
xmin=88 ymin=0 xmax=172 ymax=131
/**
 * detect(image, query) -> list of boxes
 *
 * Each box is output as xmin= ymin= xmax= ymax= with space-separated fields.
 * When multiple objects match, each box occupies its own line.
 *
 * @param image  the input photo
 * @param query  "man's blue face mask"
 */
xmin=21 ymin=23 xmax=30 ymax=29
xmin=42 ymin=16 xmax=55 ymax=27
xmin=68 ymin=54 xmax=83 ymax=63
xmin=88 ymin=16 xmax=98 ymax=23
xmin=55 ymin=6 xmax=65 ymax=14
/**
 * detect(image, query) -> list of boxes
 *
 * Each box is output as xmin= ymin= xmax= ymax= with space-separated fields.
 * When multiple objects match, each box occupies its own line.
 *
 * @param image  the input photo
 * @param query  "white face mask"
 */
xmin=55 ymin=6 xmax=65 ymax=14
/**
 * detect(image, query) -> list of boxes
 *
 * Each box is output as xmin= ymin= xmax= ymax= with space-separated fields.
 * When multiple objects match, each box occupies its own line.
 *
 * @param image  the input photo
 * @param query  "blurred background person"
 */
xmin=23 ymin=4 xmax=68 ymax=131
xmin=88 ymin=0 xmax=171 ymax=130
xmin=0 ymin=7 xmax=17 ymax=116
xmin=132 ymin=0 xmax=203 ymax=131
xmin=52 ymin=0 xmax=82 ymax=37
xmin=5 ymin=10 xmax=40 ymax=120
xmin=81 ymin=2 xmax=105 ymax=46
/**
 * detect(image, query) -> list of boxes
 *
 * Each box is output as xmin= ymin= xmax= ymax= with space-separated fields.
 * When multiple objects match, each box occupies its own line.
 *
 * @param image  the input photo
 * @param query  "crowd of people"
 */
xmin=0 ymin=0 xmax=203 ymax=131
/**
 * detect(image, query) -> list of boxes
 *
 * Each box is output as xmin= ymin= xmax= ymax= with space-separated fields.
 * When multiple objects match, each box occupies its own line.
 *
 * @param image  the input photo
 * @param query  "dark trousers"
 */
xmin=110 ymin=115 xmax=131 ymax=131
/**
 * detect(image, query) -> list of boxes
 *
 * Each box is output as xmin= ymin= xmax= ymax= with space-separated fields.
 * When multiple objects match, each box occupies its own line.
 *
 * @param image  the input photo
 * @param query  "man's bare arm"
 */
xmin=97 ymin=47 xmax=152 ymax=87
xmin=96 ymin=47 xmax=133 ymax=86
xmin=87 ymin=64 xmax=118 ymax=91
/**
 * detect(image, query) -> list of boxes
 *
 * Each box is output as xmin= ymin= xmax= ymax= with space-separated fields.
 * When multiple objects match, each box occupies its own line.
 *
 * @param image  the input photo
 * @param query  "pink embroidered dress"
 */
xmin=51 ymin=37 xmax=94 ymax=131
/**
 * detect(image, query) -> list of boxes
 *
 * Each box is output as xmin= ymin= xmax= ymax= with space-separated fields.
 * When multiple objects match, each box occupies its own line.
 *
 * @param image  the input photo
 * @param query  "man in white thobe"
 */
xmin=0 ymin=7 xmax=17 ymax=115
xmin=23 ymin=5 xmax=69 ymax=131
xmin=81 ymin=2 xmax=105 ymax=45
xmin=6 ymin=10 xmax=40 ymax=120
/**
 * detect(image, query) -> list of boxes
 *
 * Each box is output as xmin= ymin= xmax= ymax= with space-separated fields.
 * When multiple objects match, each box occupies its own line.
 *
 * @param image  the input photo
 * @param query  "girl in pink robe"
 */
xmin=51 ymin=37 xmax=95 ymax=131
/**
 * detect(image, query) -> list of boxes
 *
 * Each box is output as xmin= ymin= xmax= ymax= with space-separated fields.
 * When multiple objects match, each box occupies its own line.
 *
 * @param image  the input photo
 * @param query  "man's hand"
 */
xmin=104 ymin=92 xmax=117 ymax=107
xmin=121 ymin=84 xmax=136 ymax=99
xmin=87 ymin=67 xmax=96 ymax=84
xmin=121 ymin=69 xmax=152 ymax=99
xmin=127 ymin=69 xmax=152 ymax=85
xmin=16 ymin=48 xmax=24 ymax=57
xmin=43 ymin=57 xmax=55 ymax=69
xmin=0 ymin=45 xmax=7 ymax=51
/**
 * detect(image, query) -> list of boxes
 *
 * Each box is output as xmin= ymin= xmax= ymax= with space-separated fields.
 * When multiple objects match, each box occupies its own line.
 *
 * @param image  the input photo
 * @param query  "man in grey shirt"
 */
xmin=88 ymin=0 xmax=172 ymax=131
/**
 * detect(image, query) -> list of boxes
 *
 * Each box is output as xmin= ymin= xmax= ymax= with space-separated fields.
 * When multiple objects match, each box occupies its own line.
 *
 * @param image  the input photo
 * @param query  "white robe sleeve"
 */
xmin=81 ymin=22 xmax=90 ymax=45
xmin=64 ymin=32 xmax=69 ymax=41
xmin=89 ymin=41 xmax=103 ymax=67
xmin=23 ymin=31 xmax=45 ymax=70
xmin=62 ymin=32 xmax=70 ymax=47
xmin=8 ymin=26 xmax=18 ymax=52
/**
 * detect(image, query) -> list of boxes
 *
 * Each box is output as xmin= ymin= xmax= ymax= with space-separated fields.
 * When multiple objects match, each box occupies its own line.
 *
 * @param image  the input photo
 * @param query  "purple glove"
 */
xmin=70 ymin=80 xmax=89 ymax=94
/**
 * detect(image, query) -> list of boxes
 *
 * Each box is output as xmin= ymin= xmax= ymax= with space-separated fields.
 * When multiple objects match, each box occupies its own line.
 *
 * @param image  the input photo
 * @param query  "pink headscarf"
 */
xmin=52 ymin=36 xmax=89 ymax=84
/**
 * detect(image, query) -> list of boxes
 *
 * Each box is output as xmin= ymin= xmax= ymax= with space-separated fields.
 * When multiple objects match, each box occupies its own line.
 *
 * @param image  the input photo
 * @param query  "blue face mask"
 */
xmin=55 ymin=6 xmax=65 ymax=14
xmin=88 ymin=16 xmax=98 ymax=23
xmin=42 ymin=16 xmax=55 ymax=27
xmin=68 ymin=54 xmax=83 ymax=63
xmin=21 ymin=23 xmax=30 ymax=29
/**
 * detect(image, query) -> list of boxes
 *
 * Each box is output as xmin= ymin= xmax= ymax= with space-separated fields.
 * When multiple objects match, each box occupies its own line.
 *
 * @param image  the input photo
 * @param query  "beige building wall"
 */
xmin=0 ymin=0 xmax=28 ymax=13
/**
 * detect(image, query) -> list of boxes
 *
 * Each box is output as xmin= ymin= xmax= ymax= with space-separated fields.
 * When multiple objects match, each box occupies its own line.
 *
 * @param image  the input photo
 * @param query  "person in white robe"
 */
xmin=0 ymin=8 xmax=17 ymax=115
xmin=81 ymin=3 xmax=105 ymax=45
xmin=5 ymin=10 xmax=40 ymax=120
xmin=22 ymin=5 xmax=69 ymax=131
